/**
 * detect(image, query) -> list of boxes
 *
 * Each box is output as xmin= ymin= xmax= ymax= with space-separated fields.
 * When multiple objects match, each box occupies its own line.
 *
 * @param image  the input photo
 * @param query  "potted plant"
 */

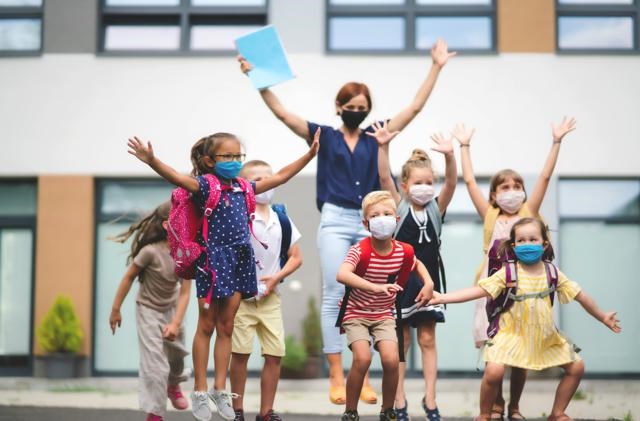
xmin=36 ymin=295 xmax=83 ymax=378
xmin=280 ymin=335 xmax=308 ymax=379
xmin=301 ymin=296 xmax=322 ymax=378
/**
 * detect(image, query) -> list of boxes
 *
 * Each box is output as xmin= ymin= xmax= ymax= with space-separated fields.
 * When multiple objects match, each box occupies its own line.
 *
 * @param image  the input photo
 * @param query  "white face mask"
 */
xmin=408 ymin=184 xmax=435 ymax=206
xmin=368 ymin=215 xmax=397 ymax=240
xmin=496 ymin=190 xmax=525 ymax=214
xmin=255 ymin=189 xmax=274 ymax=205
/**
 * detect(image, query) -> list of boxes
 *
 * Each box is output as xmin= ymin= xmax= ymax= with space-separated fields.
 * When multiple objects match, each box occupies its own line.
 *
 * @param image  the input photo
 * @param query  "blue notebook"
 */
xmin=235 ymin=25 xmax=295 ymax=90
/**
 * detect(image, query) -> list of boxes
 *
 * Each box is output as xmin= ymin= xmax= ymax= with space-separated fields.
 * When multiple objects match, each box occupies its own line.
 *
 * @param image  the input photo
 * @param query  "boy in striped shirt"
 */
xmin=337 ymin=191 xmax=435 ymax=421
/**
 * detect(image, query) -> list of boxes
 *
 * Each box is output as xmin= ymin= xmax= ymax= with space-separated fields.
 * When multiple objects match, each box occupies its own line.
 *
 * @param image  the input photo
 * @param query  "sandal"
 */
xmin=330 ymin=385 xmax=346 ymax=405
xmin=421 ymin=397 xmax=441 ymax=421
xmin=395 ymin=397 xmax=410 ymax=421
xmin=359 ymin=385 xmax=378 ymax=405
xmin=490 ymin=404 xmax=505 ymax=421
xmin=508 ymin=407 xmax=526 ymax=421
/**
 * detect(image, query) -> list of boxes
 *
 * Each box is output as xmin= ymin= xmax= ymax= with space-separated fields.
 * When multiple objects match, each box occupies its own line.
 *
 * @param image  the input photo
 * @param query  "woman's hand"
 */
xmin=109 ymin=309 xmax=122 ymax=335
xmin=602 ymin=311 xmax=621 ymax=333
xmin=452 ymin=123 xmax=475 ymax=147
xmin=127 ymin=136 xmax=155 ymax=165
xmin=430 ymin=132 xmax=454 ymax=156
xmin=237 ymin=55 xmax=252 ymax=74
xmin=366 ymin=120 xmax=401 ymax=146
xmin=375 ymin=283 xmax=404 ymax=296
xmin=431 ymin=39 xmax=457 ymax=68
xmin=551 ymin=116 xmax=577 ymax=143
xmin=308 ymin=127 xmax=321 ymax=157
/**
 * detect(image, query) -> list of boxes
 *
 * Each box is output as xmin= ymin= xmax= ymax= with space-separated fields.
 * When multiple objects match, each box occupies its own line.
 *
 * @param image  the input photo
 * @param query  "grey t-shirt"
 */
xmin=134 ymin=243 xmax=180 ymax=312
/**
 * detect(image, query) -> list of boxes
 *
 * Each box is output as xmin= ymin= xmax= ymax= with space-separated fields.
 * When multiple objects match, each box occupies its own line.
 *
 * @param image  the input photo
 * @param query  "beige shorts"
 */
xmin=232 ymin=293 xmax=285 ymax=357
xmin=343 ymin=318 xmax=397 ymax=349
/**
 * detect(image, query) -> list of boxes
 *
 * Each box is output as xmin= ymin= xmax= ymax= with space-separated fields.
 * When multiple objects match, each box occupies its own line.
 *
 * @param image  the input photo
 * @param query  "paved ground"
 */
xmin=0 ymin=377 xmax=637 ymax=420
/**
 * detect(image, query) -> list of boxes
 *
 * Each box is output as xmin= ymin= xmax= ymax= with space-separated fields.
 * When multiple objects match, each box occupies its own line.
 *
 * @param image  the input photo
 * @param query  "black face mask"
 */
xmin=340 ymin=109 xmax=368 ymax=129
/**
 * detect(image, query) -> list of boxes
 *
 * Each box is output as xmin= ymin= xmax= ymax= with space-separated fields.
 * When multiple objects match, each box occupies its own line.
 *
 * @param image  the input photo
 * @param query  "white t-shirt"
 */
xmin=251 ymin=206 xmax=301 ymax=295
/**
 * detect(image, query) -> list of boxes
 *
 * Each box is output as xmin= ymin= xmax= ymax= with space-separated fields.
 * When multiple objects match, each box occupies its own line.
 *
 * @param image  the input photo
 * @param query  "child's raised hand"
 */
xmin=237 ymin=55 xmax=253 ymax=74
xmin=431 ymin=38 xmax=457 ymax=68
xmin=451 ymin=123 xmax=475 ymax=146
xmin=109 ymin=309 xmax=121 ymax=335
xmin=551 ymin=116 xmax=577 ymax=143
xmin=375 ymin=283 xmax=403 ymax=297
xmin=127 ymin=136 xmax=155 ymax=165
xmin=365 ymin=120 xmax=400 ymax=146
xmin=430 ymin=132 xmax=454 ymax=156
xmin=308 ymin=127 xmax=321 ymax=157
xmin=162 ymin=322 xmax=179 ymax=341
xmin=415 ymin=285 xmax=433 ymax=308
xmin=602 ymin=311 xmax=621 ymax=333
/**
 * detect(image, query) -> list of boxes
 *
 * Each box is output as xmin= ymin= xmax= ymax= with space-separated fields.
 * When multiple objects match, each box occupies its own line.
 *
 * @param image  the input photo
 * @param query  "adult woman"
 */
xmin=238 ymin=39 xmax=455 ymax=405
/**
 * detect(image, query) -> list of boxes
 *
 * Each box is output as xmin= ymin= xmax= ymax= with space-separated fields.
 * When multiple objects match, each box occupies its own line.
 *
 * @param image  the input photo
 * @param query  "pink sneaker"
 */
xmin=168 ymin=384 xmax=189 ymax=410
xmin=146 ymin=414 xmax=163 ymax=421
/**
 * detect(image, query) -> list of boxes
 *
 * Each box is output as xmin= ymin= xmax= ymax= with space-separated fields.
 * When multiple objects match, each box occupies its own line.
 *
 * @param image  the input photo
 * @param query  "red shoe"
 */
xmin=168 ymin=384 xmax=189 ymax=410
xmin=146 ymin=413 xmax=163 ymax=421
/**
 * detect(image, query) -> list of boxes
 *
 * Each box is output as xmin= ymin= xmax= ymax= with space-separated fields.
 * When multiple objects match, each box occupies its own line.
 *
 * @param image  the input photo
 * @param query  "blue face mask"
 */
xmin=214 ymin=161 xmax=242 ymax=180
xmin=514 ymin=244 xmax=544 ymax=264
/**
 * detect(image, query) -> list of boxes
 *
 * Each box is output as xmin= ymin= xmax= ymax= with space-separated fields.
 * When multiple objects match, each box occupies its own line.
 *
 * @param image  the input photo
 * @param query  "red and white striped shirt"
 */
xmin=342 ymin=240 xmax=415 ymax=322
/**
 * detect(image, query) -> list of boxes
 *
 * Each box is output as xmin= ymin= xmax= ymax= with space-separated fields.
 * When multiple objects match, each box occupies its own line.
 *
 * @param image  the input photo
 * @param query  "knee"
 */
xmin=566 ymin=360 xmax=585 ymax=377
xmin=418 ymin=332 xmax=435 ymax=350
xmin=380 ymin=353 xmax=400 ymax=372
xmin=216 ymin=318 xmax=234 ymax=337
xmin=198 ymin=318 xmax=215 ymax=337
xmin=352 ymin=353 xmax=372 ymax=371
xmin=483 ymin=364 xmax=505 ymax=385
xmin=264 ymin=355 xmax=282 ymax=367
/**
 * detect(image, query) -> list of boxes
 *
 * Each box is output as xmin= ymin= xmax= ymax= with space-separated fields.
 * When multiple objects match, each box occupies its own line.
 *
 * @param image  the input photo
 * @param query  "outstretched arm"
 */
xmin=254 ymin=128 xmax=320 ymax=194
xmin=527 ymin=117 xmax=576 ymax=216
xmin=430 ymin=132 xmax=457 ymax=214
xmin=238 ymin=56 xmax=311 ymax=143
xmin=430 ymin=286 xmax=489 ymax=305
xmin=452 ymin=124 xmax=489 ymax=219
xmin=163 ymin=279 xmax=192 ymax=341
xmin=387 ymin=39 xmax=456 ymax=133
xmin=367 ymin=121 xmax=402 ymax=204
xmin=574 ymin=290 xmax=621 ymax=333
xmin=109 ymin=263 xmax=142 ymax=335
xmin=337 ymin=262 xmax=404 ymax=296
xmin=128 ymin=137 xmax=199 ymax=193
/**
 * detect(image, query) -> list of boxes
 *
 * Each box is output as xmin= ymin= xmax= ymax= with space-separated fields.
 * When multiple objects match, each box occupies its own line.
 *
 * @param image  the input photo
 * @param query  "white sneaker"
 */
xmin=191 ymin=390 xmax=212 ymax=421
xmin=208 ymin=389 xmax=239 ymax=420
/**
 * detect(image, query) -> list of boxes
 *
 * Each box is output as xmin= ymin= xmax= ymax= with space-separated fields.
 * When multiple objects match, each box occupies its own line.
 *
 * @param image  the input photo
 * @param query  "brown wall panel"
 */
xmin=33 ymin=176 xmax=94 ymax=356
xmin=498 ymin=0 xmax=556 ymax=53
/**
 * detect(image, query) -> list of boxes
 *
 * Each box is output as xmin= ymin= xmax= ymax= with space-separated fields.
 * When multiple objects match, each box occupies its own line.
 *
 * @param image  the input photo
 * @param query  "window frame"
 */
xmin=97 ymin=0 xmax=269 ymax=56
xmin=325 ymin=0 xmax=497 ymax=55
xmin=0 ymin=0 xmax=44 ymax=57
xmin=0 ymin=178 xmax=37 ymax=376
xmin=556 ymin=0 xmax=640 ymax=54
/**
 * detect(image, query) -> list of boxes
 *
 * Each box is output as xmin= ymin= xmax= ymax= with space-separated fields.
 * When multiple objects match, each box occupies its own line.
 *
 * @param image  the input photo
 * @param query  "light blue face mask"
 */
xmin=214 ymin=161 xmax=242 ymax=180
xmin=514 ymin=244 xmax=544 ymax=264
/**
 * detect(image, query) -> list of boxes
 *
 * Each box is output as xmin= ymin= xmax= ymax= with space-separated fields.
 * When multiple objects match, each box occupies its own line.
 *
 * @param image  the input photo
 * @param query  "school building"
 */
xmin=0 ymin=0 xmax=638 ymax=377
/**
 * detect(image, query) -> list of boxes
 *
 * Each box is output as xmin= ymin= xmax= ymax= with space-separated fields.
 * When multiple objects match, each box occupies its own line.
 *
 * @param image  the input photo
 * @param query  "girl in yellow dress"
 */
xmin=429 ymin=218 xmax=621 ymax=421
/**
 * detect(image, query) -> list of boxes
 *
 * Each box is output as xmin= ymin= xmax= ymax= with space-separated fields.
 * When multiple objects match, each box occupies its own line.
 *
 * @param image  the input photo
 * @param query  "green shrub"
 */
xmin=37 ymin=295 xmax=83 ymax=353
xmin=282 ymin=335 xmax=307 ymax=371
xmin=302 ymin=297 xmax=322 ymax=357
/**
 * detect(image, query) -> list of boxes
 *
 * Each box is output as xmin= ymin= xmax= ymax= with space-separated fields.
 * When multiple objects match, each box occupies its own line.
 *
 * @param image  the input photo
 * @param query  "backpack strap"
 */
xmin=394 ymin=199 xmax=411 ymax=239
xmin=236 ymin=178 xmax=268 ymax=249
xmin=395 ymin=240 xmax=415 ymax=288
xmin=201 ymin=175 xmax=223 ymax=310
xmin=335 ymin=238 xmax=372 ymax=330
xmin=271 ymin=203 xmax=292 ymax=269
xmin=425 ymin=199 xmax=442 ymax=238
xmin=544 ymin=261 xmax=559 ymax=306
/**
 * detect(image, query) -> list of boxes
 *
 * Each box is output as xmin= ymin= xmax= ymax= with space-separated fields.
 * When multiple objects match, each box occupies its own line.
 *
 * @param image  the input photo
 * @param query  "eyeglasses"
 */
xmin=214 ymin=153 xmax=246 ymax=162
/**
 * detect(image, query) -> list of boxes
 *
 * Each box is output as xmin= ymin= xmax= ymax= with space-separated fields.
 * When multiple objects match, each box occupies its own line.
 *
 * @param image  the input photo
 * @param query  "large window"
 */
xmin=556 ymin=0 xmax=640 ymax=52
xmin=558 ymin=178 xmax=640 ymax=374
xmin=98 ymin=0 xmax=268 ymax=54
xmin=0 ymin=0 xmax=43 ymax=55
xmin=326 ymin=0 xmax=496 ymax=53
xmin=0 ymin=181 xmax=37 ymax=375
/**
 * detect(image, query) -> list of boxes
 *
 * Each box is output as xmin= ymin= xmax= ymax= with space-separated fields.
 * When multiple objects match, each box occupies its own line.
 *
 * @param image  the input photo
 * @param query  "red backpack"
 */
xmin=166 ymin=174 xmax=262 ymax=308
xmin=335 ymin=237 xmax=415 ymax=362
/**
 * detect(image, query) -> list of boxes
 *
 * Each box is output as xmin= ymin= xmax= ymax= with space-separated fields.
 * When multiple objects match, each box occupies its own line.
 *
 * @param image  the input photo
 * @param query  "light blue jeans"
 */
xmin=317 ymin=203 xmax=369 ymax=354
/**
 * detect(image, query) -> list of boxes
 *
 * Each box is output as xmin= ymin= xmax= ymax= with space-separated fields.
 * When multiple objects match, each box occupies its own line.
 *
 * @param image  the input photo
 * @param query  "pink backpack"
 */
xmin=166 ymin=174 xmax=262 ymax=308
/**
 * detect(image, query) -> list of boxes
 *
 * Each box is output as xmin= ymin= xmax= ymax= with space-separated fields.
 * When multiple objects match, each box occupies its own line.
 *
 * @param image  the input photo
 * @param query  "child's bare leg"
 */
xmin=346 ymin=340 xmax=372 ymax=411
xmin=213 ymin=292 xmax=242 ymax=391
xmin=480 ymin=363 xmax=505 ymax=418
xmin=260 ymin=355 xmax=282 ymax=416
xmin=508 ymin=367 xmax=528 ymax=417
xmin=418 ymin=321 xmax=437 ymax=409
xmin=230 ymin=352 xmax=250 ymax=410
xmin=377 ymin=340 xmax=400 ymax=410
xmin=193 ymin=298 xmax=217 ymax=391
xmin=394 ymin=324 xmax=411 ymax=408
xmin=550 ymin=360 xmax=584 ymax=419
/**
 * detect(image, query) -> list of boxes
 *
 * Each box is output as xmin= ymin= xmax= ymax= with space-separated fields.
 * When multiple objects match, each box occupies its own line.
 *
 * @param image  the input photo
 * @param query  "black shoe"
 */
xmin=341 ymin=410 xmax=360 ymax=421
xmin=421 ymin=397 xmax=441 ymax=421
xmin=395 ymin=397 xmax=410 ymax=421
xmin=234 ymin=409 xmax=245 ymax=421
xmin=380 ymin=408 xmax=398 ymax=421
xmin=256 ymin=410 xmax=282 ymax=421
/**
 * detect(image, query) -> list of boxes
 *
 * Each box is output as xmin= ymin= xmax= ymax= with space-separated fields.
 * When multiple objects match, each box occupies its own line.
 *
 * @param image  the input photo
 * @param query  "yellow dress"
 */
xmin=478 ymin=263 xmax=582 ymax=370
